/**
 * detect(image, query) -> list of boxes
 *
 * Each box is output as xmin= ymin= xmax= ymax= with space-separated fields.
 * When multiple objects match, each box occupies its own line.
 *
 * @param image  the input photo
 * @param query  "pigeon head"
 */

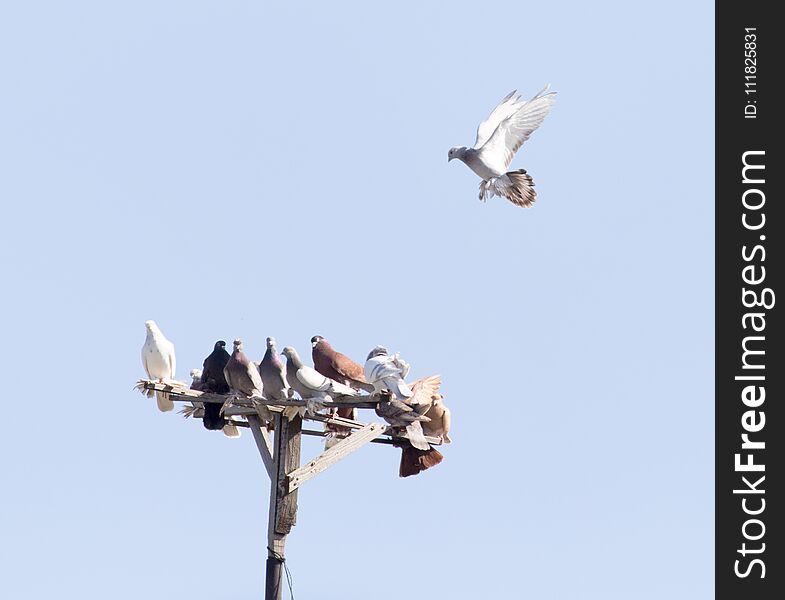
xmin=311 ymin=335 xmax=325 ymax=348
xmin=281 ymin=346 xmax=304 ymax=368
xmin=448 ymin=146 xmax=466 ymax=162
xmin=233 ymin=339 xmax=244 ymax=352
xmin=214 ymin=340 xmax=226 ymax=350
xmin=144 ymin=320 xmax=158 ymax=331
xmin=266 ymin=337 xmax=277 ymax=349
xmin=366 ymin=345 xmax=389 ymax=360
xmin=190 ymin=368 xmax=202 ymax=381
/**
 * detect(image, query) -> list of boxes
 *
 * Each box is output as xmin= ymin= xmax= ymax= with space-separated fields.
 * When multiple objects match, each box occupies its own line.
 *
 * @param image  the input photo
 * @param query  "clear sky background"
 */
xmin=0 ymin=1 xmax=714 ymax=598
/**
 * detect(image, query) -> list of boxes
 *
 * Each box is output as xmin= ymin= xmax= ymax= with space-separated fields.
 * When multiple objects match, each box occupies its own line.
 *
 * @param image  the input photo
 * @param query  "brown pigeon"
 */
xmin=400 ymin=377 xmax=448 ymax=477
xmin=311 ymin=335 xmax=373 ymax=443
xmin=311 ymin=335 xmax=374 ymax=394
xmin=399 ymin=445 xmax=444 ymax=478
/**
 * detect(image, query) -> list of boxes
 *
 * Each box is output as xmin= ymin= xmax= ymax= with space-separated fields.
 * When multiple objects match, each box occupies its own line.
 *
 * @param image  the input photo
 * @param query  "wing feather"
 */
xmin=479 ymin=86 xmax=556 ymax=170
xmin=474 ymin=90 xmax=525 ymax=149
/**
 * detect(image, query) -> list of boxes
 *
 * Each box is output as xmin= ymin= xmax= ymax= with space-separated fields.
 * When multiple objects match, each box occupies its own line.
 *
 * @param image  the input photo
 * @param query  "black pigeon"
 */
xmin=201 ymin=340 xmax=231 ymax=431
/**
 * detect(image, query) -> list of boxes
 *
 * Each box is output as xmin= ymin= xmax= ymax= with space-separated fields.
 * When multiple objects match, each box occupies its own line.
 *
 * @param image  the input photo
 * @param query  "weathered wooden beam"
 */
xmin=247 ymin=415 xmax=274 ymax=479
xmin=286 ymin=422 xmax=387 ymax=494
xmin=275 ymin=415 xmax=301 ymax=535
xmin=139 ymin=381 xmax=378 ymax=408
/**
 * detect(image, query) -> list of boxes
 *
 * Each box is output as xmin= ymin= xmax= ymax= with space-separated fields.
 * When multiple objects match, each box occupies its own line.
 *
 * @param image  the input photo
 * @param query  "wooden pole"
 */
xmin=265 ymin=413 xmax=302 ymax=600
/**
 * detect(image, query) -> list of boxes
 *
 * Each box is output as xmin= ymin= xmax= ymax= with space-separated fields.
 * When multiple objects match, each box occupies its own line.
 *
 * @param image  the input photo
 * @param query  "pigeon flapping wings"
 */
xmin=449 ymin=85 xmax=556 ymax=208
xmin=478 ymin=85 xmax=557 ymax=172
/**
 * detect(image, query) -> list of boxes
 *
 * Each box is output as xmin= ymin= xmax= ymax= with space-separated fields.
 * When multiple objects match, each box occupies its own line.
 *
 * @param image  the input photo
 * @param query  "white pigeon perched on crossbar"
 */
xmin=141 ymin=320 xmax=176 ymax=412
xmin=448 ymin=85 xmax=556 ymax=208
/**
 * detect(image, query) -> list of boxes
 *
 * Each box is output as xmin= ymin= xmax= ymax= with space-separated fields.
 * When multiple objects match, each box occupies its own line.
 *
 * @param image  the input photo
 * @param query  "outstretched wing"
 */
xmin=474 ymin=90 xmax=526 ymax=149
xmin=479 ymin=85 xmax=556 ymax=170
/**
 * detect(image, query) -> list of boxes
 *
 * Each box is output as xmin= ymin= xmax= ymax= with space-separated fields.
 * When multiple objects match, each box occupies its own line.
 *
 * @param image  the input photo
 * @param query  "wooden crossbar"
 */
xmin=285 ymin=423 xmax=387 ymax=493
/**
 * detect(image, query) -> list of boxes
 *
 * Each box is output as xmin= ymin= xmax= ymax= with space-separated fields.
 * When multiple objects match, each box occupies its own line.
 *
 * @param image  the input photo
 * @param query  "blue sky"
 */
xmin=0 ymin=1 xmax=714 ymax=598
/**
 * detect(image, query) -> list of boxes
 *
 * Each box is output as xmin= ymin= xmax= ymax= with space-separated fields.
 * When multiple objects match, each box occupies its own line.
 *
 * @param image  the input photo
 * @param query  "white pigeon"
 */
xmin=364 ymin=346 xmax=413 ymax=400
xmin=448 ymin=85 xmax=556 ymax=208
xmin=141 ymin=320 xmax=176 ymax=412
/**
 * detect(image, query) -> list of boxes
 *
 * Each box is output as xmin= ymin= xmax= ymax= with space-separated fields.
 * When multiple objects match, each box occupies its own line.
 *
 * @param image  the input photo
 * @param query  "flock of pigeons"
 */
xmin=137 ymin=85 xmax=555 ymax=479
xmin=141 ymin=320 xmax=451 ymax=477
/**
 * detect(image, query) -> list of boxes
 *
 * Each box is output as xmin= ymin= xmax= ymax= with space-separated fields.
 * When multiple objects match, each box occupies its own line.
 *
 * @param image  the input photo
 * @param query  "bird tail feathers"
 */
xmin=156 ymin=391 xmax=174 ymax=412
xmin=483 ymin=170 xmax=537 ymax=208
xmin=399 ymin=445 xmax=444 ymax=477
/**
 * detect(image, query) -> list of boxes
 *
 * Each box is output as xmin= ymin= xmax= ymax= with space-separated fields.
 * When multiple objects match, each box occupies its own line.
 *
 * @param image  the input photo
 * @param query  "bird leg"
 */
xmin=478 ymin=180 xmax=488 ymax=201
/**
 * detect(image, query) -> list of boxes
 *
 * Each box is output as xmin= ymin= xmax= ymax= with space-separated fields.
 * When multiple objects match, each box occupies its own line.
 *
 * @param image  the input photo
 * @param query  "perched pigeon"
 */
xmin=259 ymin=337 xmax=289 ymax=401
xmin=141 ymin=320 xmax=176 ymax=412
xmin=281 ymin=346 xmax=358 ymax=401
xmin=200 ymin=340 xmax=231 ymax=431
xmin=395 ymin=377 xmax=446 ymax=477
xmin=375 ymin=392 xmax=431 ymax=451
xmin=223 ymin=339 xmax=264 ymax=398
xmin=189 ymin=369 xmax=203 ymax=390
xmin=421 ymin=393 xmax=452 ymax=444
xmin=448 ymin=86 xmax=556 ymax=208
xmin=364 ymin=346 xmax=413 ymax=400
xmin=311 ymin=336 xmax=374 ymax=395
xmin=201 ymin=341 xmax=231 ymax=394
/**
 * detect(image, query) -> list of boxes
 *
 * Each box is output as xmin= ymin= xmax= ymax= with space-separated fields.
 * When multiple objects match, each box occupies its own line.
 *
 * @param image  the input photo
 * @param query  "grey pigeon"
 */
xmin=140 ymin=320 xmax=176 ymax=412
xmin=364 ymin=346 xmax=413 ymax=400
xmin=281 ymin=346 xmax=358 ymax=401
xmin=375 ymin=392 xmax=431 ymax=450
xmin=223 ymin=339 xmax=264 ymax=398
xmin=259 ymin=337 xmax=289 ymax=401
xmin=448 ymin=85 xmax=556 ymax=208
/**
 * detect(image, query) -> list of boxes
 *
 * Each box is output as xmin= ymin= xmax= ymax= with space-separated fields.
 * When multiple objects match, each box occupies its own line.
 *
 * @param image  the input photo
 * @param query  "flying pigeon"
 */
xmin=223 ymin=339 xmax=264 ymax=399
xmin=141 ymin=320 xmax=176 ymax=412
xmin=364 ymin=346 xmax=413 ymax=400
xmin=375 ymin=392 xmax=431 ymax=451
xmin=448 ymin=85 xmax=556 ymax=208
xmin=281 ymin=346 xmax=358 ymax=401
xmin=259 ymin=337 xmax=290 ymax=402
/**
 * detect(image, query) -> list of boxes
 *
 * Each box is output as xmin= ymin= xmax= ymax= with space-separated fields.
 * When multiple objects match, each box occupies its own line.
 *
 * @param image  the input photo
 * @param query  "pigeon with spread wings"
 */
xmin=448 ymin=85 xmax=556 ymax=208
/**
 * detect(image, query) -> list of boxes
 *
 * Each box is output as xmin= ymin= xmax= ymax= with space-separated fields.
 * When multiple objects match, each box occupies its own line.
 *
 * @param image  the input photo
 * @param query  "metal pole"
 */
xmin=265 ymin=555 xmax=283 ymax=600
